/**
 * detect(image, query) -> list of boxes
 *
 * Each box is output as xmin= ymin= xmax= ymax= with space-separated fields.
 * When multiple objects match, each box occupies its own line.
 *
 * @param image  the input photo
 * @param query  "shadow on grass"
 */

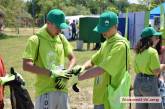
xmin=0 ymin=33 xmax=18 ymax=40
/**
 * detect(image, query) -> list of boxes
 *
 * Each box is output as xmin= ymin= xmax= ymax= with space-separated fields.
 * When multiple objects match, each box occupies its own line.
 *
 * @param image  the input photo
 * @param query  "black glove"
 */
xmin=72 ymin=83 xmax=79 ymax=92
xmin=70 ymin=65 xmax=85 ymax=76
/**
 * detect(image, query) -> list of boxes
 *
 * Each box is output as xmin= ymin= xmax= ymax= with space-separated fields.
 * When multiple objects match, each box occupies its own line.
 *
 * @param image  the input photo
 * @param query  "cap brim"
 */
xmin=93 ymin=25 xmax=109 ymax=33
xmin=153 ymin=32 xmax=162 ymax=36
xmin=59 ymin=23 xmax=69 ymax=29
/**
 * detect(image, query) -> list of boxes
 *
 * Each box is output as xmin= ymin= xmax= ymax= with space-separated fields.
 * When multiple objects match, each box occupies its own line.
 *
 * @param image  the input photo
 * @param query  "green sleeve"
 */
xmin=149 ymin=49 xmax=160 ymax=70
xmin=98 ymin=43 xmax=126 ymax=76
xmin=23 ymin=35 xmax=39 ymax=61
xmin=60 ymin=34 xmax=73 ymax=57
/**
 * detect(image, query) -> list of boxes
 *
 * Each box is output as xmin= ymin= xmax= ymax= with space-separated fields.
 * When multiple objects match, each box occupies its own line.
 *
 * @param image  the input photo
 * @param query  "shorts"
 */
xmin=35 ymin=91 xmax=70 ymax=109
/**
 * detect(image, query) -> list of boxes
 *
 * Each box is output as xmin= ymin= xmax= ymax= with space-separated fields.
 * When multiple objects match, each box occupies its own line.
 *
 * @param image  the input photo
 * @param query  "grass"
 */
xmin=0 ymin=29 xmax=136 ymax=109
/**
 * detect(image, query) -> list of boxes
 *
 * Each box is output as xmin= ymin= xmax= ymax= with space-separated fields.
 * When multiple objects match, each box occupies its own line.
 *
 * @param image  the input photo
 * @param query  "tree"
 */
xmin=114 ymin=0 xmax=129 ymax=12
xmin=0 ymin=10 xmax=5 ymax=32
xmin=0 ymin=0 xmax=31 ymax=27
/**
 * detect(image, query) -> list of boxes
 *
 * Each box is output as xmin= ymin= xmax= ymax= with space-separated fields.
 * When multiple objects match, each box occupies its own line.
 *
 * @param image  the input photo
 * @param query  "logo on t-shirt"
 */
xmin=47 ymin=51 xmax=57 ymax=69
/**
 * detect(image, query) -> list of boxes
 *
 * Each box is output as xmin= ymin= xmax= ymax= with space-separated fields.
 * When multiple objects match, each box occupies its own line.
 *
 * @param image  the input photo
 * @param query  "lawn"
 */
xmin=0 ymin=32 xmax=136 ymax=109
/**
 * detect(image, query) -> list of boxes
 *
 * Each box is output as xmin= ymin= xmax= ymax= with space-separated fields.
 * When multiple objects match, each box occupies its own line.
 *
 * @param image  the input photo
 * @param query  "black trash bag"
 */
xmin=4 ymin=67 xmax=34 ymax=109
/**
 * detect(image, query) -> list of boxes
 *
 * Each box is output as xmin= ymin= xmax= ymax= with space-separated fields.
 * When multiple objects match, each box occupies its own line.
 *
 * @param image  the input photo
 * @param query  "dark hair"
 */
xmin=155 ymin=35 xmax=162 ymax=55
xmin=135 ymin=37 xmax=153 ymax=54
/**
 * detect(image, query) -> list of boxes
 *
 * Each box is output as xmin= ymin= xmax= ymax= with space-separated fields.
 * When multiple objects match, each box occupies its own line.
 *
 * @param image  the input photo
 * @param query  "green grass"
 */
xmin=0 ymin=34 xmax=136 ymax=109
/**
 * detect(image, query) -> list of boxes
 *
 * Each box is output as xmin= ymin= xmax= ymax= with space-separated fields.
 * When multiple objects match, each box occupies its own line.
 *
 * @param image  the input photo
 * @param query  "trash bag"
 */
xmin=4 ymin=67 xmax=34 ymax=109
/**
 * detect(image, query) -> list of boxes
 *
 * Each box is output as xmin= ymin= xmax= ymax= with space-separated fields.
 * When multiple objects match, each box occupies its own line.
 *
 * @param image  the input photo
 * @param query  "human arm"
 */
xmin=79 ymin=42 xmax=128 ymax=80
xmin=152 ymin=65 xmax=165 ymax=77
xmin=79 ymin=67 xmax=104 ymax=80
xmin=23 ymin=59 xmax=71 ymax=79
xmin=23 ymin=59 xmax=50 ymax=76
xmin=150 ymin=49 xmax=163 ymax=77
xmin=160 ymin=64 xmax=165 ymax=72
xmin=82 ymin=59 xmax=94 ymax=70
xmin=66 ymin=52 xmax=76 ymax=71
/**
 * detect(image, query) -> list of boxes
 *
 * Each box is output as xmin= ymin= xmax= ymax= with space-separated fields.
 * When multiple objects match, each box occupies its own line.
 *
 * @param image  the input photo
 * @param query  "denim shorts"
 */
xmin=134 ymin=73 xmax=163 ymax=109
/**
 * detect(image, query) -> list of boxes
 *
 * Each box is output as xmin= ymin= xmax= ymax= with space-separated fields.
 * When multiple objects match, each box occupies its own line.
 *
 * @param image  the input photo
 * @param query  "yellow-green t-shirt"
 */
xmin=91 ymin=33 xmax=130 ymax=109
xmin=134 ymin=47 xmax=160 ymax=75
xmin=23 ymin=25 xmax=73 ymax=97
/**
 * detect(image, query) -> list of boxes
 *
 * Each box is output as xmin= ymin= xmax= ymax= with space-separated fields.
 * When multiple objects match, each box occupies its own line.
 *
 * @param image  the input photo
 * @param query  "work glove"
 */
xmin=0 ymin=67 xmax=25 ymax=85
xmin=50 ymin=65 xmax=72 ymax=79
xmin=71 ymin=75 xmax=79 ymax=92
xmin=69 ymin=65 xmax=85 ymax=92
xmin=0 ymin=75 xmax=15 ymax=85
xmin=70 ymin=65 xmax=85 ymax=76
xmin=55 ymin=77 xmax=68 ymax=90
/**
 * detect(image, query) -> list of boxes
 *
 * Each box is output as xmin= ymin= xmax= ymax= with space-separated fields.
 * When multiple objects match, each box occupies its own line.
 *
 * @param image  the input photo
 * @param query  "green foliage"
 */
xmin=0 ymin=0 xmax=164 ymax=28
xmin=0 ymin=0 xmax=32 ymax=27
xmin=114 ymin=0 xmax=129 ymax=12
xmin=63 ymin=5 xmax=91 ymax=15
xmin=127 ymin=4 xmax=147 ymax=12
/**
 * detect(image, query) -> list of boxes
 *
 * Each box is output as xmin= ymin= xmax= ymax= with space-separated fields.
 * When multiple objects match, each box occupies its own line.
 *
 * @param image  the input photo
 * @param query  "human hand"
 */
xmin=50 ymin=69 xmax=72 ymax=79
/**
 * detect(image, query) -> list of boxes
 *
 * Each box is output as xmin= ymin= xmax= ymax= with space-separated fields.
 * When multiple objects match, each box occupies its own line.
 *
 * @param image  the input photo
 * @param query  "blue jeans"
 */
xmin=134 ymin=73 xmax=163 ymax=109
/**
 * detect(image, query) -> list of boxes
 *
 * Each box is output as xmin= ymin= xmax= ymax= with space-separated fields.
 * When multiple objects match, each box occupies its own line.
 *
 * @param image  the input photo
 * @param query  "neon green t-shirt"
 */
xmin=91 ymin=33 xmax=130 ymax=109
xmin=134 ymin=47 xmax=160 ymax=75
xmin=23 ymin=25 xmax=73 ymax=97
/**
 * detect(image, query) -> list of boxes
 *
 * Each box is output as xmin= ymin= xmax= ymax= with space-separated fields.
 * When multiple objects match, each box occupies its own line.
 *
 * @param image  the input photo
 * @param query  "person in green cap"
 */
xmin=68 ymin=11 xmax=131 ymax=109
xmin=134 ymin=27 xmax=165 ymax=109
xmin=22 ymin=9 xmax=76 ymax=109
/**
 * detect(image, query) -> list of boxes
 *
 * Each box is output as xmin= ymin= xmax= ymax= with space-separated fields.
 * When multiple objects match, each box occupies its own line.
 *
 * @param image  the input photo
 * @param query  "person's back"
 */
xmin=0 ymin=57 xmax=6 ymax=109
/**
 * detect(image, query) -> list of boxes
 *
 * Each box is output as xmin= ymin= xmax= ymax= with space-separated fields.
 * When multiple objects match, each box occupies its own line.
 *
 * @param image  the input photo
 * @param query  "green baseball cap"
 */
xmin=47 ymin=9 xmax=69 ymax=29
xmin=141 ymin=27 xmax=162 ymax=38
xmin=93 ymin=11 xmax=118 ymax=33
